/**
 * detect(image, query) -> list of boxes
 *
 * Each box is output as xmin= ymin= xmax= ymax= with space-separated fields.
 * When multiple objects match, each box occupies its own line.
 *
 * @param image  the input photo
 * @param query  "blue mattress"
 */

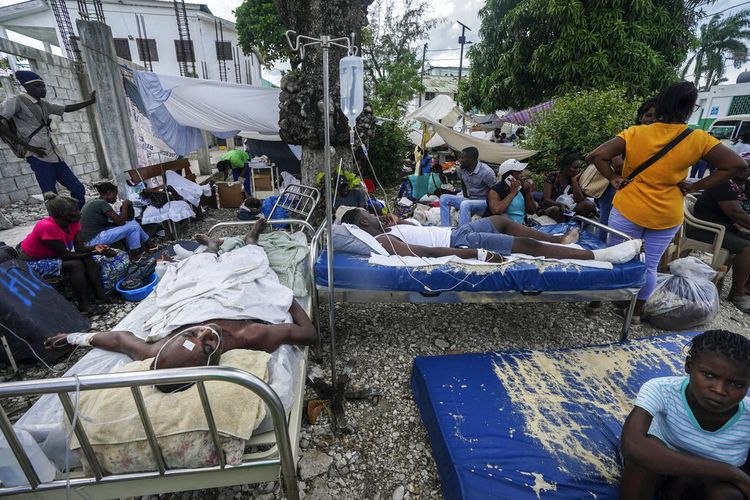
xmin=411 ymin=333 xmax=697 ymax=499
xmin=315 ymin=224 xmax=646 ymax=293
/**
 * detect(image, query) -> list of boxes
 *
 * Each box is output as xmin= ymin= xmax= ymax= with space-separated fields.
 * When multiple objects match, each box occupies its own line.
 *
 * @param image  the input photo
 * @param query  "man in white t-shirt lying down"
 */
xmin=340 ymin=208 xmax=642 ymax=264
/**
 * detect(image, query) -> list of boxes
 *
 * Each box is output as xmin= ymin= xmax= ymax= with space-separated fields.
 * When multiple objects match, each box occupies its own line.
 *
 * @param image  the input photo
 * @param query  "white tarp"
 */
xmin=404 ymin=95 xmax=467 ymax=128
xmin=153 ymin=73 xmax=281 ymax=135
xmin=427 ymin=120 xmax=537 ymax=163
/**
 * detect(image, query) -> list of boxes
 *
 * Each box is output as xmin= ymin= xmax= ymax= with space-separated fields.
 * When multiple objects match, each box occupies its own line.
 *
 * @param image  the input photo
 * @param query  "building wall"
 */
xmin=0 ymin=38 xmax=101 ymax=206
xmin=64 ymin=0 xmax=261 ymax=84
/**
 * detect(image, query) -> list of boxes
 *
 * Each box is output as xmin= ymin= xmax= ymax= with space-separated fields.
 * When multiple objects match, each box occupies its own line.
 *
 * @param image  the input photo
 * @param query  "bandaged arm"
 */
xmin=66 ymin=330 xmax=157 ymax=361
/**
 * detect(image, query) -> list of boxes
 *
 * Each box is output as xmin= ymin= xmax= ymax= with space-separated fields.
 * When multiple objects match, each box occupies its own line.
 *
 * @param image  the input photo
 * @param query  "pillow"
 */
xmin=73 ymin=349 xmax=270 ymax=474
xmin=331 ymin=224 xmax=374 ymax=255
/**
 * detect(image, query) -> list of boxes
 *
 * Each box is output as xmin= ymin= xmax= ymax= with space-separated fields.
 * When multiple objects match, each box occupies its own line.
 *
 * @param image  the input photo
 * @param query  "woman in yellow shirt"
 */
xmin=588 ymin=81 xmax=745 ymax=323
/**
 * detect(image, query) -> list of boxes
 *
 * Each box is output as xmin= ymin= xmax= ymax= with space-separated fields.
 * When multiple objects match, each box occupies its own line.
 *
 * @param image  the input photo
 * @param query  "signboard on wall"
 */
xmin=120 ymin=68 xmax=177 ymax=168
xmin=710 ymin=106 xmax=720 ymax=116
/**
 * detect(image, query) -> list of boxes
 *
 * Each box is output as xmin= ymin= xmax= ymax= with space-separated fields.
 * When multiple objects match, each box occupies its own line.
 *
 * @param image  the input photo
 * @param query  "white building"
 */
xmin=0 ymin=0 xmax=262 ymax=85
xmin=687 ymin=73 xmax=750 ymax=130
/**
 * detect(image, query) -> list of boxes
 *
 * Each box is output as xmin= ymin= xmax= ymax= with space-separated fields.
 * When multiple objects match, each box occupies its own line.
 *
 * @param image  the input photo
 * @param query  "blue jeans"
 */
xmin=607 ymin=207 xmax=680 ymax=301
xmin=450 ymin=218 xmax=515 ymax=255
xmin=27 ymin=157 xmax=86 ymax=208
xmin=596 ymin=185 xmax=616 ymax=242
xmin=439 ymin=194 xmax=487 ymax=226
xmin=87 ymin=220 xmax=149 ymax=250
xmin=232 ymin=167 xmax=252 ymax=195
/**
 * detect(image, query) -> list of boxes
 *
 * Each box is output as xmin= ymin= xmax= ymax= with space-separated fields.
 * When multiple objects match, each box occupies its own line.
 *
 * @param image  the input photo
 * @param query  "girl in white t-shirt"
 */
xmin=620 ymin=330 xmax=750 ymax=499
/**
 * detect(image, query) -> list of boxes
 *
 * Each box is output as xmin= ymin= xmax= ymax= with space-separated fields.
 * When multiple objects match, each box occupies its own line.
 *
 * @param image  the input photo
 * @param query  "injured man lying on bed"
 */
xmin=45 ymin=218 xmax=315 ymax=368
xmin=341 ymin=208 xmax=642 ymax=264
xmin=14 ymin=219 xmax=314 ymax=474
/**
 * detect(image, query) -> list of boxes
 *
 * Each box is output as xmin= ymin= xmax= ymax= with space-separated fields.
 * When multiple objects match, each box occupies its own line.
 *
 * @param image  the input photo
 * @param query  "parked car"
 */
xmin=707 ymin=114 xmax=750 ymax=144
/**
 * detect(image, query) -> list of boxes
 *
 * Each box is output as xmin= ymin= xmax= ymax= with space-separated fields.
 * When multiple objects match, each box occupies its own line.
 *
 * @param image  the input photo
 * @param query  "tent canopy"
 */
xmin=135 ymin=71 xmax=282 ymax=155
xmin=405 ymin=96 xmax=537 ymax=163
xmin=427 ymin=120 xmax=536 ymax=164
xmin=404 ymin=95 xmax=467 ymax=128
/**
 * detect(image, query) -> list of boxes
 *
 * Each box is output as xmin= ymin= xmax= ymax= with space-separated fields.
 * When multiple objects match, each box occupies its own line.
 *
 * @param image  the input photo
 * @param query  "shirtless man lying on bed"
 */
xmin=44 ymin=300 xmax=315 ymax=370
xmin=45 ymin=217 xmax=316 ymax=369
xmin=341 ymin=208 xmax=642 ymax=264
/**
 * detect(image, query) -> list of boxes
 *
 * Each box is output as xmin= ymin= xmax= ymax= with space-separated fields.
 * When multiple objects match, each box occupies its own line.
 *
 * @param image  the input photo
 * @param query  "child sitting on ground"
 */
xmin=620 ymin=330 xmax=750 ymax=499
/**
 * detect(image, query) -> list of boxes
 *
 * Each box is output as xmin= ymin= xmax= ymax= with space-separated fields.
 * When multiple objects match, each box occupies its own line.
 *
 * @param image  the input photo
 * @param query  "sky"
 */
xmin=1 ymin=0 xmax=749 ymax=85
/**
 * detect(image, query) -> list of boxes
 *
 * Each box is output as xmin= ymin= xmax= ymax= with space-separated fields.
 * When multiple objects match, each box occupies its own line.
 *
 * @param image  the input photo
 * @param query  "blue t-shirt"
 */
xmin=484 ymin=179 xmax=526 ymax=224
xmin=635 ymin=376 xmax=750 ymax=466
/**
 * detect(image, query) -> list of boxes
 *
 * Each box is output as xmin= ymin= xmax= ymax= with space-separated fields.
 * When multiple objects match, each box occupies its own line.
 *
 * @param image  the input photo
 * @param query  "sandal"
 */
xmin=731 ymin=295 xmax=750 ymax=313
xmin=613 ymin=307 xmax=641 ymax=326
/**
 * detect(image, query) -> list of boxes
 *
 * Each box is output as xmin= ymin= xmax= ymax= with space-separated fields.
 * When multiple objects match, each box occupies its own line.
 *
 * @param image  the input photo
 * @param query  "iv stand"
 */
xmin=285 ymin=31 xmax=378 ymax=433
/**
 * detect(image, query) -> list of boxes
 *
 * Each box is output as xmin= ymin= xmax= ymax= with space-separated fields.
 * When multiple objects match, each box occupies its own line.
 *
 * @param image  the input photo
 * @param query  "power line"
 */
xmin=699 ymin=0 xmax=750 ymax=19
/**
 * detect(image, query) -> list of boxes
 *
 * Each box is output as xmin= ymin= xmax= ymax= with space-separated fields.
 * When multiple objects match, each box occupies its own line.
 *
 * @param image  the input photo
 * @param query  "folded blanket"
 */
xmin=73 ymin=349 xmax=270 ymax=447
xmin=257 ymin=231 xmax=309 ymax=297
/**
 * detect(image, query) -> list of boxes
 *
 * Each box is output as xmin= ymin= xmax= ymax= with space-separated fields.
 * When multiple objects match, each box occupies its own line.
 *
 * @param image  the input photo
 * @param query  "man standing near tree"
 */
xmin=0 ymin=70 xmax=96 ymax=208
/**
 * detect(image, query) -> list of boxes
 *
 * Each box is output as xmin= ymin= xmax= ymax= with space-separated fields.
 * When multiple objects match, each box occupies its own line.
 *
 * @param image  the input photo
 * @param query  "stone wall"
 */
xmin=0 ymin=38 xmax=103 ymax=206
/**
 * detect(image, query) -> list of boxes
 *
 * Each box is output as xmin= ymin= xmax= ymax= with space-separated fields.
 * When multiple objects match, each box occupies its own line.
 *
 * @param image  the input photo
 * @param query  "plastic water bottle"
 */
xmin=339 ymin=55 xmax=364 ymax=128
xmin=0 ymin=429 xmax=56 ymax=487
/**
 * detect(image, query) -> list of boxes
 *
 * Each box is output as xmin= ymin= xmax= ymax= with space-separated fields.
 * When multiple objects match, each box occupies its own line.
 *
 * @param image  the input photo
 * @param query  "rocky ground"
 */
xmin=2 ymin=198 xmax=749 ymax=500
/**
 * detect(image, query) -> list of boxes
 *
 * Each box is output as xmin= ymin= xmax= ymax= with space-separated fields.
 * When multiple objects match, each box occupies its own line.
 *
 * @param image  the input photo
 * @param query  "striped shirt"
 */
xmin=635 ymin=376 xmax=750 ymax=466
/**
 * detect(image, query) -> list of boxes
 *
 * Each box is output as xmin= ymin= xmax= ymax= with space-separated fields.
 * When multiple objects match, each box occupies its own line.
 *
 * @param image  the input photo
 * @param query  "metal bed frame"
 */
xmin=312 ymin=215 xmax=642 ymax=342
xmin=0 ymin=207 xmax=322 ymax=499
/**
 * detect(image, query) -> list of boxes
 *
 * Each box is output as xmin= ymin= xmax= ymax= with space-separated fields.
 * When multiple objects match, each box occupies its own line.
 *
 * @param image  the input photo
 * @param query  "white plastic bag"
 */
xmin=643 ymin=257 xmax=719 ymax=330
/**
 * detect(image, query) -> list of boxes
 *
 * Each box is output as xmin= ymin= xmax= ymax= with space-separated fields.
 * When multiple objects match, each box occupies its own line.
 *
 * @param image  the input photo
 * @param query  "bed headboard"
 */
xmin=267 ymin=184 xmax=320 ymax=224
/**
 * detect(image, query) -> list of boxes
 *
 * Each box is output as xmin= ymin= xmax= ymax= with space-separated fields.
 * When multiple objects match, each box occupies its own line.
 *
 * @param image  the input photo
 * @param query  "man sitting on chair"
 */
xmin=341 ymin=208 xmax=642 ymax=264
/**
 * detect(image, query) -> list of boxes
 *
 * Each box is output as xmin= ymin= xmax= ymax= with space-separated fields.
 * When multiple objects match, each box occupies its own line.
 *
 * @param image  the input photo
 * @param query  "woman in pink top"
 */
xmin=18 ymin=193 xmax=113 ymax=315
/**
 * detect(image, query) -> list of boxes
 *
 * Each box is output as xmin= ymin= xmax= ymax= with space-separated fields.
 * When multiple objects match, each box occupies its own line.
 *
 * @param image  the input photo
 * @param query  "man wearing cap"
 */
xmin=484 ymin=159 xmax=537 ymax=224
xmin=439 ymin=146 xmax=496 ymax=226
xmin=0 ymin=70 xmax=96 ymax=208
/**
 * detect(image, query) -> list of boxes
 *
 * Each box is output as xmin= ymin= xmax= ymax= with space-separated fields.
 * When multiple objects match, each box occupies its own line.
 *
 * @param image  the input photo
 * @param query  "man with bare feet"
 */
xmin=341 ymin=209 xmax=642 ymax=264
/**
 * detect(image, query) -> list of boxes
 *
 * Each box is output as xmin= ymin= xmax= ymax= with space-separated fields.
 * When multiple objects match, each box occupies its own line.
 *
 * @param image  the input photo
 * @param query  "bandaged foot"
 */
xmin=591 ymin=239 xmax=642 ymax=264
xmin=560 ymin=228 xmax=580 ymax=245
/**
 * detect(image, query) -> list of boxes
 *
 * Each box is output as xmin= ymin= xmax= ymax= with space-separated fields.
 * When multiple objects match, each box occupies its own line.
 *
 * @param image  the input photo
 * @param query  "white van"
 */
xmin=706 ymin=114 xmax=750 ymax=144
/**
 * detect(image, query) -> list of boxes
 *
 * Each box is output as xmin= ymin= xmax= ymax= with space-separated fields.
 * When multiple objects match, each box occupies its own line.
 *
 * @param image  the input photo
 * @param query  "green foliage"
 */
xmin=520 ymin=87 xmax=641 ymax=172
xmin=682 ymin=10 xmax=750 ymax=91
xmin=366 ymin=121 xmax=411 ymax=184
xmin=461 ymin=0 xmax=711 ymax=112
xmin=235 ymin=0 xmax=298 ymax=70
xmin=363 ymin=0 xmax=440 ymax=118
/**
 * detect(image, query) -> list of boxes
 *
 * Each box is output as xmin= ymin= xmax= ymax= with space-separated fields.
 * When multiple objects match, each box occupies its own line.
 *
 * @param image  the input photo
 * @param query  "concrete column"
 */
xmin=197 ymin=131 xmax=211 ymax=175
xmin=76 ymin=20 xmax=138 ymax=193
xmin=42 ymin=41 xmax=52 ymax=53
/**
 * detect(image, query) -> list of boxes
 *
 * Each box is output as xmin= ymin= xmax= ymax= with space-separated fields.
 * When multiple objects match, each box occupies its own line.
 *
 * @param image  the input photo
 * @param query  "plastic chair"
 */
xmin=677 ymin=194 xmax=734 ymax=284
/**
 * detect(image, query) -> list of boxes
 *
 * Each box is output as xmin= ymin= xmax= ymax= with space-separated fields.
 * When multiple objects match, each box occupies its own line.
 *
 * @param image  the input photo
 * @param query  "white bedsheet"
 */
xmin=143 ymin=244 xmax=294 ymax=341
xmin=368 ymin=252 xmax=613 ymax=269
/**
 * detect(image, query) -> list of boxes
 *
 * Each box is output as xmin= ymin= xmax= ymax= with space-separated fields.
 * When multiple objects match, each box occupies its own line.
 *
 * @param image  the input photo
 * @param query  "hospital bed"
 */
xmin=313 ymin=216 xmax=647 ymax=342
xmin=0 ymin=187 xmax=321 ymax=500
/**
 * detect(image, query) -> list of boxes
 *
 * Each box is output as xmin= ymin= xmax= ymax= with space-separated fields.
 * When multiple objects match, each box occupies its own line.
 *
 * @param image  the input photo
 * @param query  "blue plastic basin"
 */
xmin=115 ymin=273 xmax=158 ymax=301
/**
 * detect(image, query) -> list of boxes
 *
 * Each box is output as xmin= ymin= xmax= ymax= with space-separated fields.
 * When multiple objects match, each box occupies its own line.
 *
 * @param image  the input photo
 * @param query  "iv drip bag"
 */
xmin=340 ymin=55 xmax=364 ymax=127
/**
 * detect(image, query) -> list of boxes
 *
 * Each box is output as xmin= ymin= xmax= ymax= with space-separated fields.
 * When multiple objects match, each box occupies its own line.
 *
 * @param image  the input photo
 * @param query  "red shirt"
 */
xmin=20 ymin=217 xmax=80 ymax=259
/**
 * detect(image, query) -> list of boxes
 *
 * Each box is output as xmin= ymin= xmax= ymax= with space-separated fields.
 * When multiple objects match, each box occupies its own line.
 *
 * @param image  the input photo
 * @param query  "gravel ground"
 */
xmin=2 ymin=198 xmax=750 ymax=500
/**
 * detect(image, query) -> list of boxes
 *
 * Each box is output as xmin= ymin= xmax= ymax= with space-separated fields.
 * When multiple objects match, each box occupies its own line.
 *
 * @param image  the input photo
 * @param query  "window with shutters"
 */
xmin=174 ymin=40 xmax=195 ymax=62
xmin=113 ymin=38 xmax=131 ymax=61
xmin=215 ymin=41 xmax=232 ymax=60
xmin=136 ymin=38 xmax=159 ymax=62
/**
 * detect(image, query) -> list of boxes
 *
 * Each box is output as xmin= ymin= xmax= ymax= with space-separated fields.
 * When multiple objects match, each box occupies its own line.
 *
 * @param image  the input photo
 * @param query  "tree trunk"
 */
xmin=273 ymin=0 xmax=376 ymax=185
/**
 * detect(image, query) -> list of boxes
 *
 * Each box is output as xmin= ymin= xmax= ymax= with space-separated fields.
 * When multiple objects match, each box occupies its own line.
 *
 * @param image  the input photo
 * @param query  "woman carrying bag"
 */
xmin=587 ymin=81 xmax=745 ymax=324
